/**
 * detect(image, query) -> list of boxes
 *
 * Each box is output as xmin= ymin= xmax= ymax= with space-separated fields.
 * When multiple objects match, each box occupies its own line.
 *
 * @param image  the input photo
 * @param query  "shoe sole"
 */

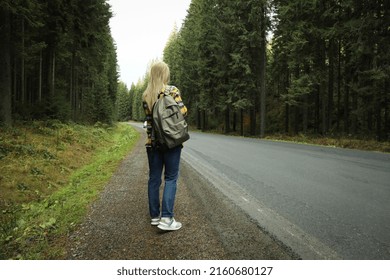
xmin=157 ymin=224 xmax=182 ymax=231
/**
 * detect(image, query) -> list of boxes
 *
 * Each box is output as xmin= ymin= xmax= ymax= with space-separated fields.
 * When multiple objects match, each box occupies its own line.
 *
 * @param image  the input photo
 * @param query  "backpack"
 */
xmin=151 ymin=88 xmax=190 ymax=150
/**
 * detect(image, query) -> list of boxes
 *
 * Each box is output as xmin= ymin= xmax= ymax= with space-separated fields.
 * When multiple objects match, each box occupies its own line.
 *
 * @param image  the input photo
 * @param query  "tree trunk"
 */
xmin=259 ymin=2 xmax=266 ymax=138
xmin=303 ymin=94 xmax=308 ymax=133
xmin=13 ymin=55 xmax=17 ymax=103
xmin=47 ymin=48 xmax=56 ymax=98
xmin=52 ymin=51 xmax=56 ymax=96
xmin=21 ymin=18 xmax=25 ymax=105
xmin=225 ymin=107 xmax=230 ymax=134
xmin=327 ymin=39 xmax=335 ymax=132
xmin=197 ymin=108 xmax=201 ymax=129
xmin=294 ymin=105 xmax=299 ymax=134
xmin=315 ymin=84 xmax=320 ymax=133
xmin=233 ymin=111 xmax=237 ymax=132
xmin=343 ymin=49 xmax=351 ymax=134
xmin=70 ymin=52 xmax=75 ymax=119
xmin=202 ymin=110 xmax=206 ymax=131
xmin=75 ymin=70 xmax=80 ymax=120
xmin=250 ymin=108 xmax=256 ymax=136
xmin=337 ymin=40 xmax=341 ymax=131
xmin=0 ymin=7 xmax=12 ymax=125
xmin=343 ymin=80 xmax=350 ymax=134
xmin=39 ymin=49 xmax=43 ymax=103
xmin=319 ymin=41 xmax=327 ymax=135
xmin=384 ymin=80 xmax=389 ymax=141
xmin=240 ymin=109 xmax=244 ymax=136
xmin=285 ymin=103 xmax=290 ymax=133
xmin=351 ymin=77 xmax=358 ymax=135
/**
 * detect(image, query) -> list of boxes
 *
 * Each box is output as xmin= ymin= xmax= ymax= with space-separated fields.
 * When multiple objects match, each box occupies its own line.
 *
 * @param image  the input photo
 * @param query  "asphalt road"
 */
xmin=71 ymin=122 xmax=296 ymax=260
xmin=181 ymin=131 xmax=390 ymax=260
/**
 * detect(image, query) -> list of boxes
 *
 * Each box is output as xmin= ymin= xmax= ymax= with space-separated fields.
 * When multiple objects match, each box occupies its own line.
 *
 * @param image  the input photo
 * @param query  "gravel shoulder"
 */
xmin=67 ymin=129 xmax=299 ymax=260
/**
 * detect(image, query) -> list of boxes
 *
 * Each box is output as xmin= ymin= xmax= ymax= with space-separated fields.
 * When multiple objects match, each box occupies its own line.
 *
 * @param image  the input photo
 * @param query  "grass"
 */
xmin=263 ymin=133 xmax=390 ymax=153
xmin=0 ymin=121 xmax=139 ymax=259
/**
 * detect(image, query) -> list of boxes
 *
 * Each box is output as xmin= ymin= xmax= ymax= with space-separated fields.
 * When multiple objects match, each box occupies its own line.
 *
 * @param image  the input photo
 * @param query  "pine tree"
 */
xmin=0 ymin=2 xmax=12 ymax=125
xmin=0 ymin=0 xmax=118 ymax=124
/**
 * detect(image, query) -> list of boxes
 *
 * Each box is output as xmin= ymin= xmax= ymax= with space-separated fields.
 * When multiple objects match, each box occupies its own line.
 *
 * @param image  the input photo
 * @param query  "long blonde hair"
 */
xmin=143 ymin=61 xmax=170 ymax=111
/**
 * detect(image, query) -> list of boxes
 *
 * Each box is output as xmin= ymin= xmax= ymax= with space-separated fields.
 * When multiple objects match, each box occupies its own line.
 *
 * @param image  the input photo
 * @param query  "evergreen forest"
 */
xmin=0 ymin=0 xmax=117 ymax=125
xmin=122 ymin=0 xmax=389 ymax=141
xmin=1 ymin=0 xmax=389 ymax=141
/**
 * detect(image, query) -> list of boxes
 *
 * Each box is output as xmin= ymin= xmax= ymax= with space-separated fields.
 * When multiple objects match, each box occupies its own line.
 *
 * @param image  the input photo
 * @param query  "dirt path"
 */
xmin=67 ymin=128 xmax=298 ymax=260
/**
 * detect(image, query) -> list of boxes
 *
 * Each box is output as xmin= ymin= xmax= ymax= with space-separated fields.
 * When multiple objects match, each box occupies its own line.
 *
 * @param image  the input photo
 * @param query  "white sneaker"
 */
xmin=151 ymin=217 xmax=160 ymax=226
xmin=157 ymin=217 xmax=182 ymax=231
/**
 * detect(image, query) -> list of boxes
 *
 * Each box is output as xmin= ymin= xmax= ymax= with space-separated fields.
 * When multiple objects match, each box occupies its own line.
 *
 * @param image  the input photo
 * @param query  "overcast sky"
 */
xmin=107 ymin=0 xmax=191 ymax=87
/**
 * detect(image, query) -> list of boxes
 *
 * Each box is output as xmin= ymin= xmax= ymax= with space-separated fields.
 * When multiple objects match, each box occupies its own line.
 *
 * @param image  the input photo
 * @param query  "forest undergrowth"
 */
xmin=0 ymin=121 xmax=138 ymax=259
xmin=263 ymin=133 xmax=390 ymax=153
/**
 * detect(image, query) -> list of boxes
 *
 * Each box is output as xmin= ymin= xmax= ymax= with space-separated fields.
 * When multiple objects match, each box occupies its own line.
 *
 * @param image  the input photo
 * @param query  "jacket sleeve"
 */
xmin=170 ymin=86 xmax=188 ymax=117
xmin=143 ymin=101 xmax=153 ymax=147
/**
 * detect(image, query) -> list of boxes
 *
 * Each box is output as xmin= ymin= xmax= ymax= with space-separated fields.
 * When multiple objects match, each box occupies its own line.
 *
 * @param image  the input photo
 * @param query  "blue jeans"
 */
xmin=146 ymin=145 xmax=182 ymax=218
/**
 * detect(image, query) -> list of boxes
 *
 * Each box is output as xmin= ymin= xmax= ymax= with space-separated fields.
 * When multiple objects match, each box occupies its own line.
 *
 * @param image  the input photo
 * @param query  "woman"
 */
xmin=142 ymin=61 xmax=187 ymax=231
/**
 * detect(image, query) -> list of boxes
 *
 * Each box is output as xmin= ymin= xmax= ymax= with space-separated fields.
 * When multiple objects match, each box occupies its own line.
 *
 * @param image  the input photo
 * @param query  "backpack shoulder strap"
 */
xmin=163 ymin=85 xmax=174 ymax=95
xmin=156 ymin=86 xmax=170 ymax=100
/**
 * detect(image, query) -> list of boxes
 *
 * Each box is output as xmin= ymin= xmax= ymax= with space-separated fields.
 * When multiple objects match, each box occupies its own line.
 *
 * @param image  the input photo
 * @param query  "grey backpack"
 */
xmin=152 ymin=88 xmax=189 ymax=150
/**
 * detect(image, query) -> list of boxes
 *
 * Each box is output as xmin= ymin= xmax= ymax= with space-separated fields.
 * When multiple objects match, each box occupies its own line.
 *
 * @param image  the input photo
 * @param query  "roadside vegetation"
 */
xmin=0 ymin=121 xmax=139 ymax=259
xmin=263 ymin=134 xmax=390 ymax=153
